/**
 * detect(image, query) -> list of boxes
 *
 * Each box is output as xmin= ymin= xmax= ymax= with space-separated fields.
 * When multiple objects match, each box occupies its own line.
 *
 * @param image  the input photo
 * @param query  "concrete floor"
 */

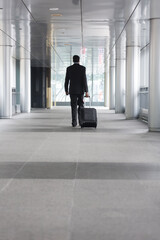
xmin=0 ymin=107 xmax=160 ymax=240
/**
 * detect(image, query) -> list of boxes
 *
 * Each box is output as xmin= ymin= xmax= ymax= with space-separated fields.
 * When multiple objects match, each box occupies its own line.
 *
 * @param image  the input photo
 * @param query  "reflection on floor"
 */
xmin=0 ymin=107 xmax=160 ymax=240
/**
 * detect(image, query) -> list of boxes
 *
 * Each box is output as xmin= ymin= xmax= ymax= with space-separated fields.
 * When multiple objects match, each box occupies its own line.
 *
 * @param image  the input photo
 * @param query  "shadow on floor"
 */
xmin=1 ymin=126 xmax=148 ymax=133
xmin=0 ymin=162 xmax=160 ymax=180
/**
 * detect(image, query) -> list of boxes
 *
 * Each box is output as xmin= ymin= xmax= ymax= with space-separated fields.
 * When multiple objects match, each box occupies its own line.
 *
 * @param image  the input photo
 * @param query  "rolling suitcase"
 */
xmin=79 ymin=97 xmax=97 ymax=128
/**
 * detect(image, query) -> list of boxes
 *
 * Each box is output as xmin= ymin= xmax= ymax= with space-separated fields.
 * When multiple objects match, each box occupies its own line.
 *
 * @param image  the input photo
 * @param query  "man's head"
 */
xmin=73 ymin=55 xmax=80 ymax=63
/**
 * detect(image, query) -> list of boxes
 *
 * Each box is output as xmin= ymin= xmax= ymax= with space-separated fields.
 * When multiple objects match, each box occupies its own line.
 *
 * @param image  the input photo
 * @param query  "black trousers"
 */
xmin=70 ymin=94 xmax=84 ymax=125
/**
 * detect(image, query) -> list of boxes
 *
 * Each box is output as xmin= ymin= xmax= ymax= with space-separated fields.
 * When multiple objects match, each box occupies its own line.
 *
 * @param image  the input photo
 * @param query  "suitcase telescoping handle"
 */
xmin=84 ymin=96 xmax=91 ymax=108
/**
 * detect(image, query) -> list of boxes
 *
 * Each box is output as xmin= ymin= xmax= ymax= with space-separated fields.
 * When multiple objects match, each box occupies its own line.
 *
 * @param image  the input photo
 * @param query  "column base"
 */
xmin=115 ymin=110 xmax=125 ymax=114
xmin=126 ymin=117 xmax=138 ymax=120
xmin=21 ymin=111 xmax=31 ymax=113
xmin=0 ymin=116 xmax=12 ymax=119
xmin=149 ymin=128 xmax=160 ymax=132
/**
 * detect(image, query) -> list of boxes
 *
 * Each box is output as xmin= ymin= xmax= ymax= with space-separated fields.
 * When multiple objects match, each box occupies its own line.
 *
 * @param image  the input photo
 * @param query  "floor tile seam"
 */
xmin=67 ymin=134 xmax=81 ymax=240
xmin=0 ymin=135 xmax=50 ymax=194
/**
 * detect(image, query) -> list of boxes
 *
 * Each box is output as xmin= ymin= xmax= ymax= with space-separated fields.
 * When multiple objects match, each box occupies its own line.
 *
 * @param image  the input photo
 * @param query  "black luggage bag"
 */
xmin=79 ymin=107 xmax=97 ymax=128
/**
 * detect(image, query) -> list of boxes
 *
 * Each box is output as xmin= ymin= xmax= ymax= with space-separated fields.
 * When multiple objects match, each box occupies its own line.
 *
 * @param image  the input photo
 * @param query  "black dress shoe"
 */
xmin=72 ymin=123 xmax=77 ymax=127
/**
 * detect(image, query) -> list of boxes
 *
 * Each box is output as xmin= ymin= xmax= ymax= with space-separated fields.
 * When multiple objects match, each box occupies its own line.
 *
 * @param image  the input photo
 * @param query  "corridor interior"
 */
xmin=0 ymin=107 xmax=160 ymax=240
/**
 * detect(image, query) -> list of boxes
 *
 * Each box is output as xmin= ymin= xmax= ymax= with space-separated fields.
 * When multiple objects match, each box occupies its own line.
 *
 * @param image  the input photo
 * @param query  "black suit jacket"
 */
xmin=64 ymin=64 xmax=88 ymax=95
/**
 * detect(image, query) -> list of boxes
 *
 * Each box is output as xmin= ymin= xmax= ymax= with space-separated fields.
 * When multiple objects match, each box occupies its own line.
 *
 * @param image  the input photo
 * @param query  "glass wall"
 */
xmin=51 ymin=47 xmax=105 ymax=106
xmin=140 ymin=44 xmax=149 ymax=88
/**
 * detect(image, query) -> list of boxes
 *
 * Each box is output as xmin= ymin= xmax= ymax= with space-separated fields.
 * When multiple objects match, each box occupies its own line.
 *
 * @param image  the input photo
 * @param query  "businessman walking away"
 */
xmin=65 ymin=55 xmax=89 ymax=127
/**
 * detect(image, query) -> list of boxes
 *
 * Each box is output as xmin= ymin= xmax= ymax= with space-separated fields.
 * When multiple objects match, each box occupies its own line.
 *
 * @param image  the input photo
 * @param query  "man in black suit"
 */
xmin=65 ymin=55 xmax=89 ymax=127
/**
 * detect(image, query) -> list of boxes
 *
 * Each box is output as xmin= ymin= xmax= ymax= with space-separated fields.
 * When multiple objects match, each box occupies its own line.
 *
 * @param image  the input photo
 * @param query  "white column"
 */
xmin=126 ymin=22 xmax=140 ymax=119
xmin=149 ymin=0 xmax=160 ymax=131
xmin=20 ymin=57 xmax=31 ymax=113
xmin=104 ymin=53 xmax=110 ymax=108
xmin=109 ymin=48 xmax=115 ymax=110
xmin=115 ymin=35 xmax=126 ymax=113
xmin=20 ymin=18 xmax=31 ymax=113
xmin=0 ymin=46 xmax=12 ymax=118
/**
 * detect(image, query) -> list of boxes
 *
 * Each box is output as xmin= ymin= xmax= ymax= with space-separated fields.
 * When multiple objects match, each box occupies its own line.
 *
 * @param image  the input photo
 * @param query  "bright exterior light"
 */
xmin=49 ymin=8 xmax=59 ymax=11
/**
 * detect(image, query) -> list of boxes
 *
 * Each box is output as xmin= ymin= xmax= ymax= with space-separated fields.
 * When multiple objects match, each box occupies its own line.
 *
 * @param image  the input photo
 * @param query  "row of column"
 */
xmin=107 ymin=18 xmax=160 ymax=131
xmin=0 ymin=5 xmax=31 ymax=119
xmin=0 ymin=45 xmax=31 ymax=118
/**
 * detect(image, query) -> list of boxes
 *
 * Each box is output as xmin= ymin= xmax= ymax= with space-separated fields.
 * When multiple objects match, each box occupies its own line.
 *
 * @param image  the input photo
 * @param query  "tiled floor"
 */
xmin=0 ymin=107 xmax=160 ymax=240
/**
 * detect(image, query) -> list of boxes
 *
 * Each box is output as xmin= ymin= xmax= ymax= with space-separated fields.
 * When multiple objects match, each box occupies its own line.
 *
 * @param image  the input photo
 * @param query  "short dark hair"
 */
xmin=73 ymin=55 xmax=80 ymax=62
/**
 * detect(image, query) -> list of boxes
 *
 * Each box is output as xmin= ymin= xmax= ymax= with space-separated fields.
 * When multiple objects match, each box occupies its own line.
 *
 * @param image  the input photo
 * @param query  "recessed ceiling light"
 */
xmin=51 ymin=13 xmax=62 ymax=17
xmin=49 ymin=8 xmax=59 ymax=11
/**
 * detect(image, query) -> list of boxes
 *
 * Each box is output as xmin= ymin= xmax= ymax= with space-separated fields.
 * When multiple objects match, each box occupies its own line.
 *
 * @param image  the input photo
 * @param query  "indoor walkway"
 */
xmin=0 ymin=107 xmax=160 ymax=240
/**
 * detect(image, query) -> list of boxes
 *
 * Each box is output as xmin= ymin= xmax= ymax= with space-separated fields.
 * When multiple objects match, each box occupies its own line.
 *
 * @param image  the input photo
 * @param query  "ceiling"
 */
xmin=0 ymin=0 xmax=151 ymax=70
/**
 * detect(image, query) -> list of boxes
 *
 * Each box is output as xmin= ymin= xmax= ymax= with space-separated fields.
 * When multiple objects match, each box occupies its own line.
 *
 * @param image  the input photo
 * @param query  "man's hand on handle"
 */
xmin=84 ymin=92 xmax=90 ymax=98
